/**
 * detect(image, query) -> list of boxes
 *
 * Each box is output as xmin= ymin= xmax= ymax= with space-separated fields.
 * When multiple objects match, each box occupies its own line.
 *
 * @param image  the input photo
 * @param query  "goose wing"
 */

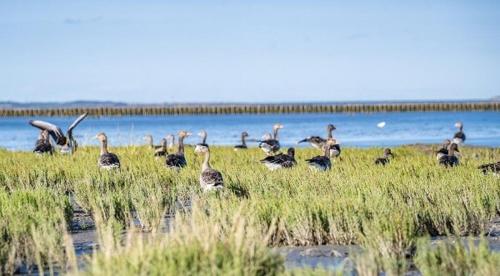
xmin=259 ymin=139 xmax=280 ymax=151
xmin=67 ymin=113 xmax=88 ymax=138
xmin=260 ymin=153 xmax=285 ymax=164
xmin=99 ymin=153 xmax=120 ymax=167
xmin=166 ymin=153 xmax=187 ymax=168
xmin=29 ymin=120 xmax=65 ymax=145
xmin=306 ymin=156 xmax=330 ymax=169
xmin=201 ymin=168 xmax=224 ymax=187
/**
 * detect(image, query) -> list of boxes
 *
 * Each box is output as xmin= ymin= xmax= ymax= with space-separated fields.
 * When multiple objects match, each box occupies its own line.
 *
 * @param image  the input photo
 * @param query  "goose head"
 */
xmin=383 ymin=148 xmax=393 ymax=158
xmin=178 ymin=130 xmax=192 ymax=139
xmin=95 ymin=132 xmax=108 ymax=143
xmin=327 ymin=124 xmax=336 ymax=131
xmin=287 ymin=147 xmax=295 ymax=157
xmin=273 ymin=123 xmax=284 ymax=131
xmin=454 ymin=121 xmax=463 ymax=130
xmin=241 ymin=131 xmax=249 ymax=138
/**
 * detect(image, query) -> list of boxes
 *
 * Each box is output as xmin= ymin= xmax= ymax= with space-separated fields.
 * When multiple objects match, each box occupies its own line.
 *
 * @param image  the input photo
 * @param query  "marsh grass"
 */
xmin=81 ymin=203 xmax=284 ymax=276
xmin=0 ymin=145 xmax=498 ymax=274
xmin=414 ymin=238 xmax=500 ymax=275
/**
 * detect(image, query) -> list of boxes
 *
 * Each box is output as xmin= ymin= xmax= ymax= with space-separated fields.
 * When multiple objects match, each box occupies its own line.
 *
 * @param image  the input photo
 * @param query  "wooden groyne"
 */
xmin=0 ymin=102 xmax=498 ymax=117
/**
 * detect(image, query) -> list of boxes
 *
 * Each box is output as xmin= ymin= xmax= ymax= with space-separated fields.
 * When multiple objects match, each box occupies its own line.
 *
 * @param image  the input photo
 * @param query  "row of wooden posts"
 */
xmin=0 ymin=102 xmax=498 ymax=117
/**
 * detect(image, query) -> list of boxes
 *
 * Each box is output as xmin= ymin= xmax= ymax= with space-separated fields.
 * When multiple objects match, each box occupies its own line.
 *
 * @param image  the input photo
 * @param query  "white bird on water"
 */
xmin=377 ymin=121 xmax=386 ymax=128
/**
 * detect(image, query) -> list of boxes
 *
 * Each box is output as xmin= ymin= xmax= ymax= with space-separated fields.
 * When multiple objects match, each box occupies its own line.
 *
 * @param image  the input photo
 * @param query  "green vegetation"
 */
xmin=0 ymin=145 xmax=498 ymax=275
xmin=0 ymin=101 xmax=499 ymax=117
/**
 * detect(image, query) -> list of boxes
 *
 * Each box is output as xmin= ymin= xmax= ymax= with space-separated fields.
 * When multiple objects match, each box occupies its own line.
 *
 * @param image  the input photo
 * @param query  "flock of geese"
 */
xmin=28 ymin=114 xmax=500 ymax=192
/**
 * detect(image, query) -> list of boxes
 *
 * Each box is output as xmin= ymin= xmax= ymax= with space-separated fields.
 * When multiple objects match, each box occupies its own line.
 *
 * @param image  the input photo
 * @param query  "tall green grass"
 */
xmin=0 ymin=145 xmax=498 ymax=274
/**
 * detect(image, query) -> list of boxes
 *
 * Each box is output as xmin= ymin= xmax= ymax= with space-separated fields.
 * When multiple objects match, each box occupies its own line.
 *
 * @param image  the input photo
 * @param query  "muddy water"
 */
xmin=69 ymin=212 xmax=500 ymax=272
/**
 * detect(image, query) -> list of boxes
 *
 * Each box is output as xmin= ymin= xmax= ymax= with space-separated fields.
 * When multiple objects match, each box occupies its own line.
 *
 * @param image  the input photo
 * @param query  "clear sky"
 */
xmin=1 ymin=1 xmax=499 ymax=103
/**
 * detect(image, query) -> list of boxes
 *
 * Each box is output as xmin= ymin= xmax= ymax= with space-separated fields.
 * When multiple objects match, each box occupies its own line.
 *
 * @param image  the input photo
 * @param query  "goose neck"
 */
xmin=202 ymin=150 xmax=211 ymax=171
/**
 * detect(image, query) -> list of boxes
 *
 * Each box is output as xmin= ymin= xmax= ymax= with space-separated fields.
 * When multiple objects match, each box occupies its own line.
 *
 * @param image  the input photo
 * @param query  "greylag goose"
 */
xmin=258 ymin=124 xmax=283 ymax=155
xmin=33 ymin=130 xmax=54 ymax=155
xmin=436 ymin=139 xmax=451 ymax=160
xmin=438 ymin=143 xmax=460 ymax=167
xmin=29 ymin=113 xmax=88 ymax=154
xmin=374 ymin=148 xmax=394 ymax=166
xmin=165 ymin=130 xmax=191 ymax=169
xmin=453 ymin=122 xmax=466 ymax=144
xmin=96 ymin=132 xmax=120 ymax=169
xmin=195 ymin=130 xmax=209 ymax=152
xmin=154 ymin=138 xmax=168 ymax=157
xmin=260 ymin=148 xmax=296 ymax=170
xmin=298 ymin=124 xmax=335 ymax=149
xmin=305 ymin=140 xmax=335 ymax=171
xmin=234 ymin=131 xmax=249 ymax=151
xmin=195 ymin=144 xmax=224 ymax=191
xmin=478 ymin=161 xmax=500 ymax=176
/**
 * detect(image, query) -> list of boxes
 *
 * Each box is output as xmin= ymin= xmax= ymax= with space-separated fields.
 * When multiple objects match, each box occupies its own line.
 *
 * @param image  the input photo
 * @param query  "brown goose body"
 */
xmin=166 ymin=131 xmax=190 ymax=169
xmin=33 ymin=130 xmax=54 ymax=155
xmin=438 ymin=143 xmax=460 ymax=168
xmin=260 ymin=148 xmax=296 ymax=170
xmin=306 ymin=140 xmax=335 ymax=171
xmin=374 ymin=148 xmax=393 ymax=166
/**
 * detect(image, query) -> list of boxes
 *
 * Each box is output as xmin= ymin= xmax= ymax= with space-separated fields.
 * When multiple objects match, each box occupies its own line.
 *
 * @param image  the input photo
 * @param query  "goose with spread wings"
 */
xmin=29 ymin=113 xmax=88 ymax=154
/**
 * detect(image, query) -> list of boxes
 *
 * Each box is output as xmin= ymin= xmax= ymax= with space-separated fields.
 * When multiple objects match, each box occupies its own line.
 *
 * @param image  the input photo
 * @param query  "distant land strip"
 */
xmin=0 ymin=102 xmax=499 ymax=117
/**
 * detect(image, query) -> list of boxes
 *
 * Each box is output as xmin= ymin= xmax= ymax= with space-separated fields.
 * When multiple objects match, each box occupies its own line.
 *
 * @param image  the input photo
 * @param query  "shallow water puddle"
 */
xmin=273 ymin=245 xmax=360 ymax=270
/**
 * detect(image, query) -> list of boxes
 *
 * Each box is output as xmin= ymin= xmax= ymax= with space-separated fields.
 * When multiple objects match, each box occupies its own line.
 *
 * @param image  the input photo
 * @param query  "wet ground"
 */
xmin=68 ymin=201 xmax=500 ymax=273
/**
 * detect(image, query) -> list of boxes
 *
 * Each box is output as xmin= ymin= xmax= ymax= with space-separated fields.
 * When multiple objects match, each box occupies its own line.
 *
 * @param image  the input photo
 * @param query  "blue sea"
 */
xmin=1 ymin=111 xmax=499 ymax=151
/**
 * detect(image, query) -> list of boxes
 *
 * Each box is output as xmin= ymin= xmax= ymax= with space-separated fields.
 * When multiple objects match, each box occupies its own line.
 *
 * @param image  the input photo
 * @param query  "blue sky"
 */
xmin=1 ymin=1 xmax=499 ymax=103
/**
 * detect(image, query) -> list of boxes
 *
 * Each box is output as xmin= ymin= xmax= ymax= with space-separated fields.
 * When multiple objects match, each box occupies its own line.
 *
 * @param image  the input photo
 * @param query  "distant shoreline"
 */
xmin=0 ymin=101 xmax=498 ymax=117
